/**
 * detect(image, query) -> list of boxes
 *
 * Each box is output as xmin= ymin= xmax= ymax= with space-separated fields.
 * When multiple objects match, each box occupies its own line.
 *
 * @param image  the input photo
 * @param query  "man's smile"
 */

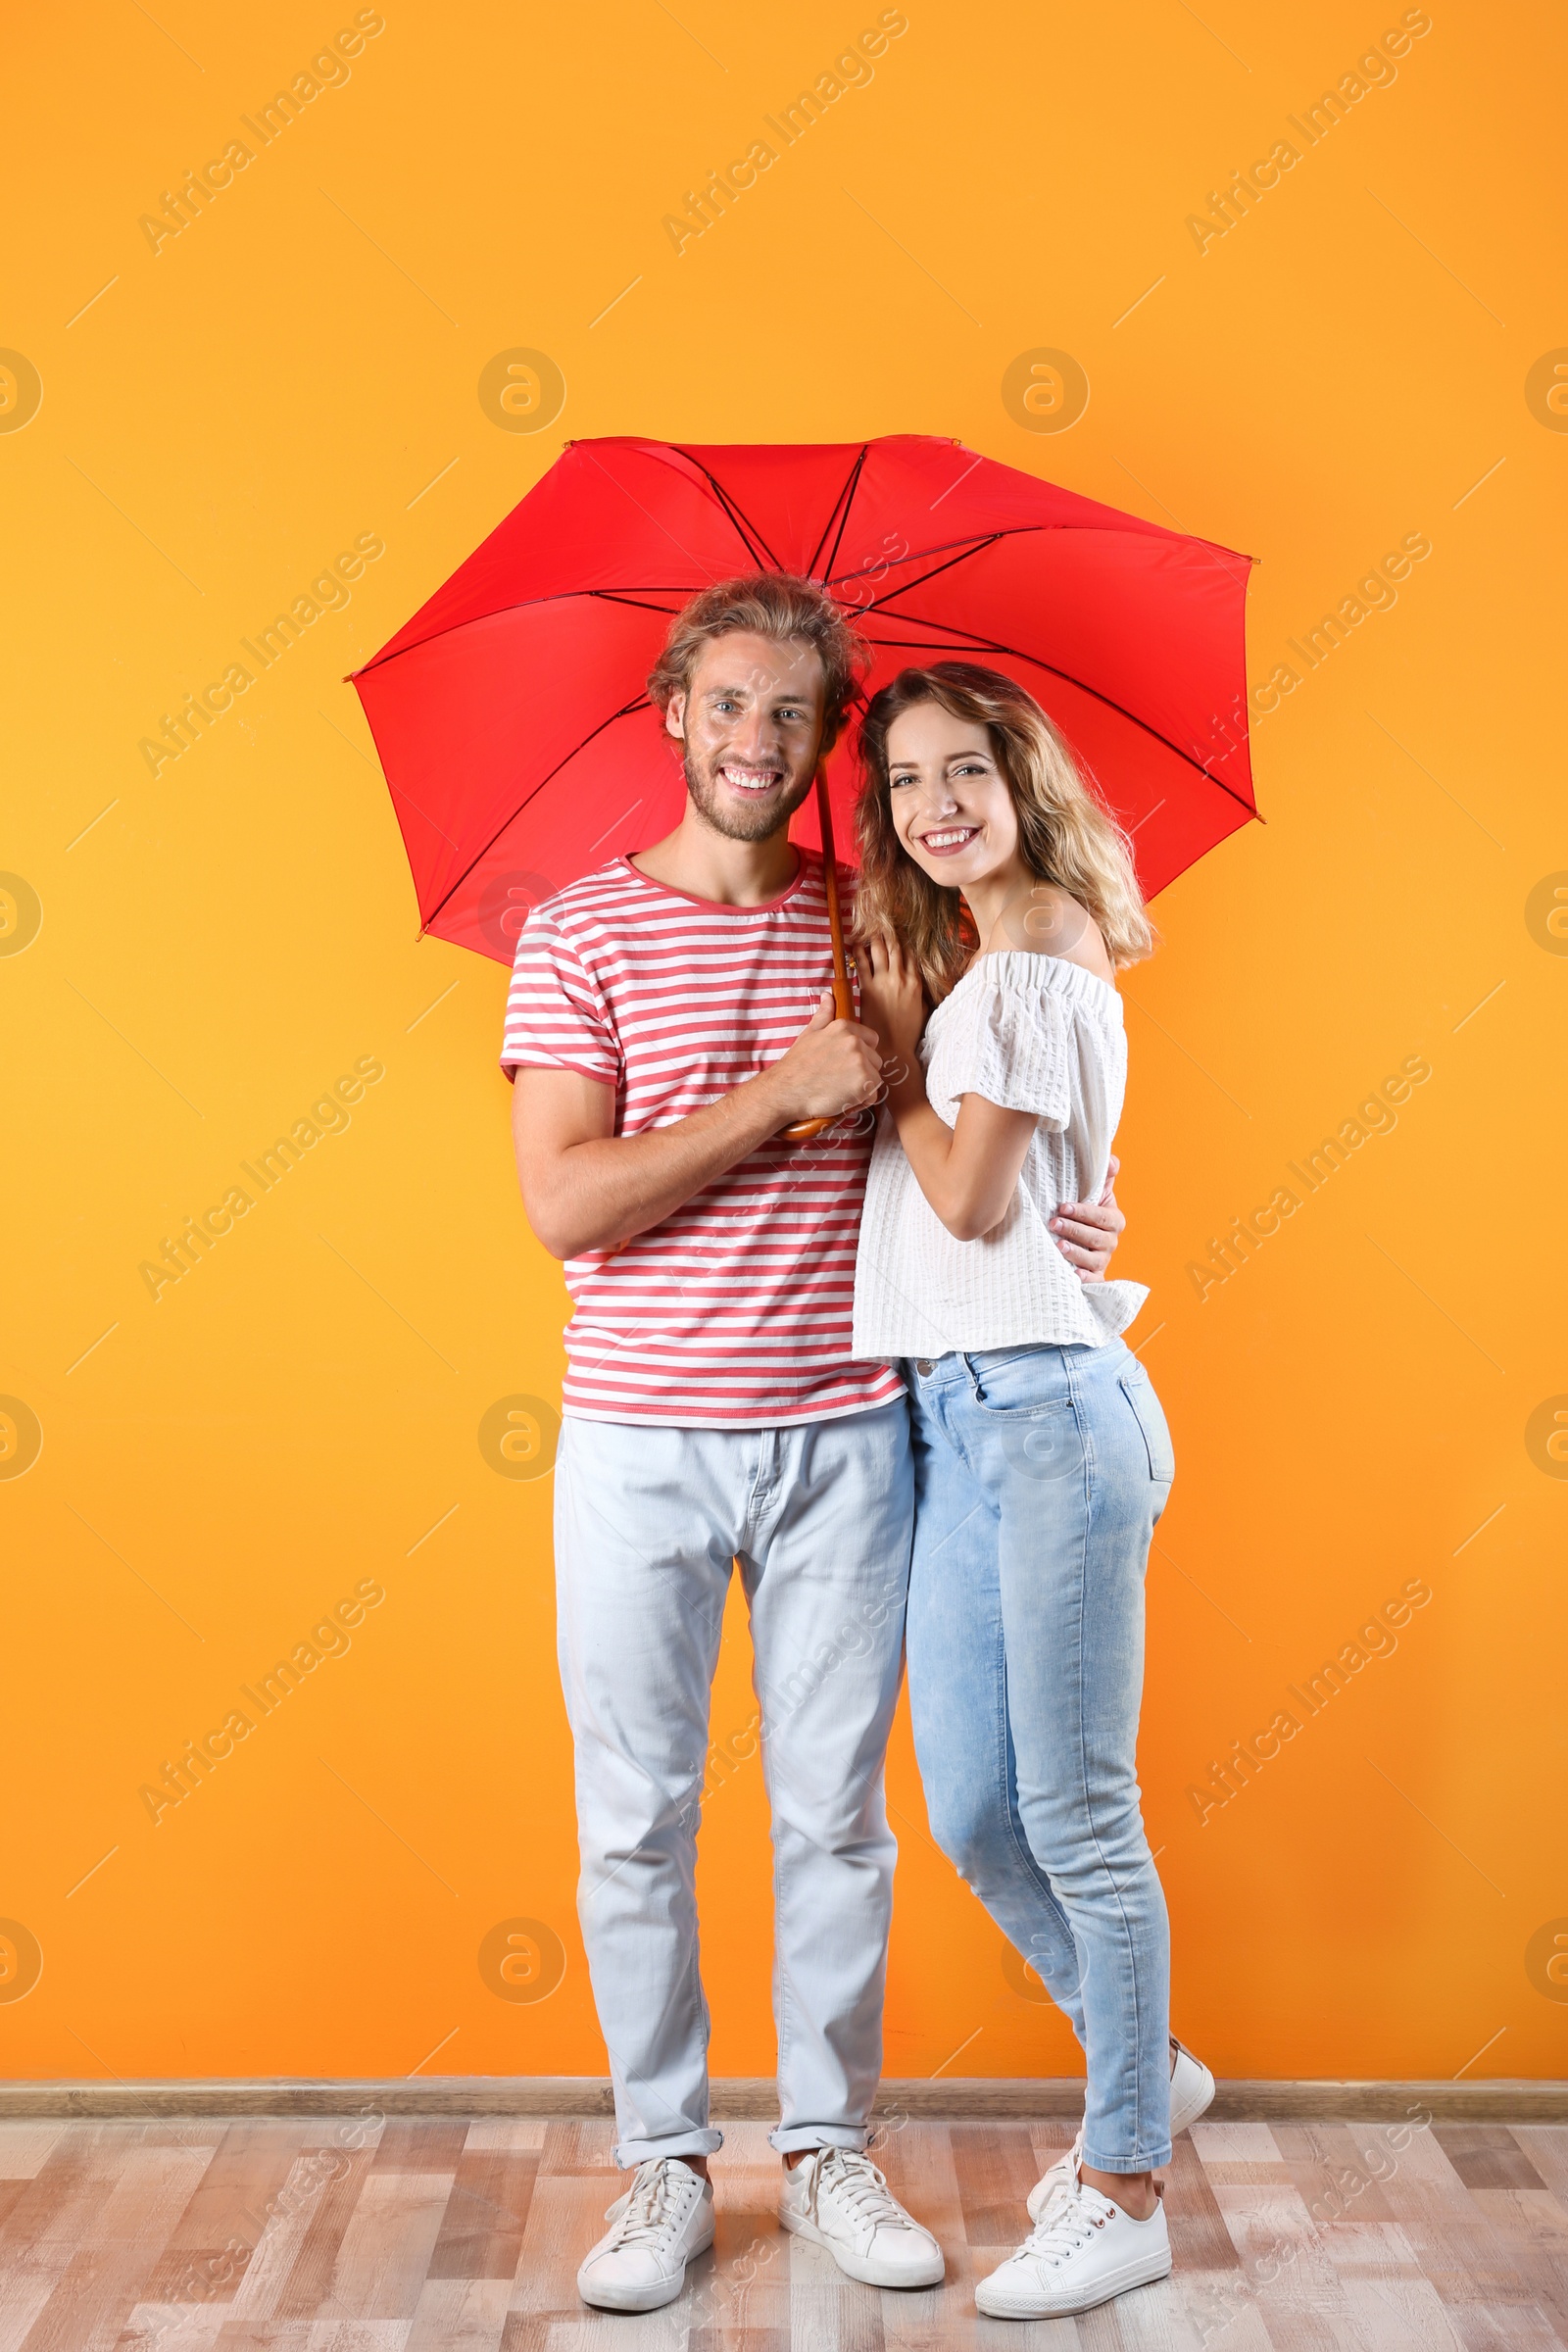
xmin=718 ymin=760 xmax=788 ymax=795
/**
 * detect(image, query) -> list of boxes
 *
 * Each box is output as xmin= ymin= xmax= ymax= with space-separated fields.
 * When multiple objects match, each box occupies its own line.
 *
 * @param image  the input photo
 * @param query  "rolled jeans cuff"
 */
xmin=769 ymin=2124 xmax=870 ymax=2155
xmin=1082 ymin=2139 xmax=1173 ymax=2174
xmin=613 ymin=2125 xmax=723 ymax=2167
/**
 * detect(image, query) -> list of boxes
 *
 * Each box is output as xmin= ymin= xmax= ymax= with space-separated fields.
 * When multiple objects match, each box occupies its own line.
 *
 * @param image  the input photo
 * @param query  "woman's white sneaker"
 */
xmin=780 ymin=2147 xmax=945 ymax=2287
xmin=1026 ymin=2035 xmax=1215 ymax=2222
xmin=576 ymin=2155 xmax=715 ymax=2312
xmin=1167 ymin=2036 xmax=1217 ymax=2137
xmin=976 ymin=2177 xmax=1171 ymax=2320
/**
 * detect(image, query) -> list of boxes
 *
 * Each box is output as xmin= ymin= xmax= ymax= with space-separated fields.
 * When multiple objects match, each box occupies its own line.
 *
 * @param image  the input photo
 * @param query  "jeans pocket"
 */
xmin=969 ymin=1375 xmax=1082 ymax=1487
xmin=996 ymin=1406 xmax=1084 ymax=1486
xmin=1118 ymin=1368 xmax=1175 ymax=1483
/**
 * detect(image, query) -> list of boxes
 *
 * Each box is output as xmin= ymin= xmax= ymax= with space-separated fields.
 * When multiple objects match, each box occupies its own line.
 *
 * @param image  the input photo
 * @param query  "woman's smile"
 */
xmin=915 ymin=822 xmax=981 ymax=857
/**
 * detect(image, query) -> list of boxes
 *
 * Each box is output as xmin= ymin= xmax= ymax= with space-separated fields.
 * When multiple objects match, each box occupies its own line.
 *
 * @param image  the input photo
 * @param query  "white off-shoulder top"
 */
xmin=851 ymin=951 xmax=1149 ymax=1360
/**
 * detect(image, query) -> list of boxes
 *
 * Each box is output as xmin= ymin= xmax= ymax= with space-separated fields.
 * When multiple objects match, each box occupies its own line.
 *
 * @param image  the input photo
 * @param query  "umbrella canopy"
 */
xmin=349 ymin=434 xmax=1256 ymax=964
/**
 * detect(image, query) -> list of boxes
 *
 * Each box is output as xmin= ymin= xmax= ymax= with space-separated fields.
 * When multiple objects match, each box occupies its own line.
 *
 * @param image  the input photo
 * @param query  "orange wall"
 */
xmin=4 ymin=0 xmax=1564 ymax=2086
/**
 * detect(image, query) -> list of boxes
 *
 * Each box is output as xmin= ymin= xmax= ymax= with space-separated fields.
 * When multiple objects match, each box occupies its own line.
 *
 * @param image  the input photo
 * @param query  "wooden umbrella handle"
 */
xmin=782 ymin=767 xmax=856 ymax=1143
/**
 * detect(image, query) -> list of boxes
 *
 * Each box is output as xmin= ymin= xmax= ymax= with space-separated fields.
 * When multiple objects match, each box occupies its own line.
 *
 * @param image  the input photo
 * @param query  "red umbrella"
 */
xmin=347 ymin=434 xmax=1256 ymax=972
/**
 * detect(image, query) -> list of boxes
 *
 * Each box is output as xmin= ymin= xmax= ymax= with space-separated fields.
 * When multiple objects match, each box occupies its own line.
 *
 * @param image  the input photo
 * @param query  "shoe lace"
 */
xmin=609 ymin=2157 xmax=695 ymax=2249
xmin=806 ymin=2147 xmax=908 ymax=2232
xmin=1019 ymin=2183 xmax=1111 ymax=2267
xmin=1032 ymin=2168 xmax=1078 ymax=2221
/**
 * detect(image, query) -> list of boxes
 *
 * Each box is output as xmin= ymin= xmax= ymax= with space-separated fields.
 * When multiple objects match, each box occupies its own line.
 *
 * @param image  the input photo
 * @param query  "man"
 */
xmin=503 ymin=574 xmax=1123 ymax=2313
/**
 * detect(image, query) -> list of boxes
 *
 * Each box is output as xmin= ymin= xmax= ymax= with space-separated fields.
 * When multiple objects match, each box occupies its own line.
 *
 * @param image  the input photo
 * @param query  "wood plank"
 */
xmin=0 ymin=2129 xmax=66 ymax=2181
xmin=1189 ymin=2124 xmax=1280 ymax=2166
xmin=142 ymin=2126 xmax=327 ymax=2307
xmin=367 ymin=2125 xmax=467 ymax=2178
xmin=305 ymin=2171 xmax=452 ymax=2323
xmin=424 ymin=2147 xmax=536 ymax=2280
xmin=302 ymin=2323 xmax=413 ymax=2351
xmin=1160 ymin=2133 xmax=1246 ymax=2274
xmin=1197 ymin=2178 xmax=1352 ymax=2341
xmin=1435 ymin=2131 xmax=1549 ymax=2192
xmin=118 ymin=2306 xmax=232 ymax=2352
xmin=1510 ymin=2127 xmax=1568 ymax=2199
xmin=1109 ymin=2274 xmax=1217 ymax=2350
xmin=14 ymin=2139 xmax=218 ymax=2352
xmin=1171 ymin=2273 xmax=1276 ymax=2351
xmin=786 ymin=2230 xmax=885 ymax=2352
xmin=875 ymin=2121 xmax=966 ymax=2324
xmin=1467 ymin=2185 xmax=1568 ymax=2242
xmin=1445 ymin=2302 xmax=1568 ymax=2349
xmin=702 ymin=2121 xmax=791 ymax=2341
xmin=505 ymin=2172 xmax=611 ymax=2323
xmin=531 ymin=2124 xmax=619 ymax=2183
xmin=225 ymin=2152 xmax=355 ymax=2326
xmin=401 ymin=2278 xmax=509 ymax=2352
xmin=1271 ymin=2120 xmax=1401 ymax=2233
xmin=0 ymin=2128 xmax=127 ymax=2259
xmin=1024 ymin=2121 xmax=1080 ymax=2177
xmin=948 ymin=2123 xmax=1039 ymax=2249
xmin=0 ymin=2274 xmax=67 ymax=2352
xmin=1071 ymin=2300 xmax=1129 ymax=2349
xmin=1337 ymin=2272 xmax=1469 ymax=2347
xmin=267 ymin=2153 xmax=378 ymax=2325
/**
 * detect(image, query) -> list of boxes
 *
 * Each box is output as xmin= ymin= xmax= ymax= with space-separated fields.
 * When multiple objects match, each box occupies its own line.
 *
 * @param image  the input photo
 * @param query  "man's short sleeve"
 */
xmin=500 ymin=906 xmax=620 ymax=1088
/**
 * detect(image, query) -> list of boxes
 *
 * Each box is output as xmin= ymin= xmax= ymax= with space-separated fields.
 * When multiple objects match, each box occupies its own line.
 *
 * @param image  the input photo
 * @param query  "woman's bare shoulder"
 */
xmin=982 ymin=883 xmax=1115 ymax=983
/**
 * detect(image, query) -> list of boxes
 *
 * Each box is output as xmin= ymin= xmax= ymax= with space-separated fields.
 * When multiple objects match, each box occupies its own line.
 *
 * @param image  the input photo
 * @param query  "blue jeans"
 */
xmin=905 ymin=1339 xmax=1174 ymax=2172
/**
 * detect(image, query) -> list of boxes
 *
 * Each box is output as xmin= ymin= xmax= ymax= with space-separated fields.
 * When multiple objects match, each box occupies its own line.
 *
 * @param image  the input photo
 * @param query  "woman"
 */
xmin=850 ymin=662 xmax=1212 ymax=2323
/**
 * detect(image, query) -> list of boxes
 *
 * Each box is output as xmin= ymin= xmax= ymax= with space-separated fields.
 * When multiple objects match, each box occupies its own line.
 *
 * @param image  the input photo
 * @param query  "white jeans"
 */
xmin=554 ymin=1402 xmax=912 ymax=2165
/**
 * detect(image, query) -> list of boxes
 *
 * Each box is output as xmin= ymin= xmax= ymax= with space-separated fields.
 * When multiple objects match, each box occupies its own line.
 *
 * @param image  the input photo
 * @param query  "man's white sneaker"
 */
xmin=780 ymin=2146 xmax=945 ymax=2288
xmin=976 ymin=2177 xmax=1171 ymax=2320
xmin=1026 ymin=2035 xmax=1215 ymax=2222
xmin=576 ymin=2155 xmax=714 ymax=2312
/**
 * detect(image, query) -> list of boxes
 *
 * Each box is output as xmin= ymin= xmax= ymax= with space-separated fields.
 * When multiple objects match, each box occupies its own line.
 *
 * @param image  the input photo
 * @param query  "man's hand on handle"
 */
xmin=1051 ymin=1153 xmax=1126 ymax=1283
xmin=513 ymin=991 xmax=884 ymax=1261
xmin=762 ymin=991 xmax=885 ymax=1127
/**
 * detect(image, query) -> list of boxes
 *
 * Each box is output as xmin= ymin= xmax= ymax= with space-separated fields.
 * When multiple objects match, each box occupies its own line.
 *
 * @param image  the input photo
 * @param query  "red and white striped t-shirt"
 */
xmin=501 ymin=854 xmax=905 ymax=1428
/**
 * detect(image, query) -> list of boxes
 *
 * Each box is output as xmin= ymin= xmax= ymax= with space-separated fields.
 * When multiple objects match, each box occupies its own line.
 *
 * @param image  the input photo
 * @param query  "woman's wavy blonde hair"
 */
xmin=854 ymin=662 xmax=1154 ymax=999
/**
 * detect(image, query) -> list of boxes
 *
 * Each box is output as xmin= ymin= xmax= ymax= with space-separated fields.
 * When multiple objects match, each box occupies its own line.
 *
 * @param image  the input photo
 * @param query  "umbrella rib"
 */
xmin=832 ymin=526 xmax=1000 ymax=592
xmin=585 ymin=589 xmax=691 ymax=616
xmin=809 ymin=446 xmax=869 ymax=582
xmin=420 ymin=693 xmax=655 ymax=934
xmin=842 ymin=533 xmax=1005 ymax=610
xmin=822 ymin=444 xmax=869 ymax=583
xmin=668 ymin=448 xmax=785 ymax=570
xmin=350 ymin=526 xmax=1250 ymax=679
xmin=859 ymin=611 xmax=1257 ymax=812
xmin=840 ymin=521 xmax=1250 ymax=609
xmin=351 ymin=587 xmax=711 ymax=678
xmin=703 ymin=481 xmax=777 ymax=569
xmin=576 ymin=439 xmax=729 ymax=580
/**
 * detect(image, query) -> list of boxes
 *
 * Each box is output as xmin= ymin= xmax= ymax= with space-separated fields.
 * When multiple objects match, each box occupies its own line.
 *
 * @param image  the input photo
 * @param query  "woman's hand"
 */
xmin=852 ymin=934 xmax=926 ymax=1077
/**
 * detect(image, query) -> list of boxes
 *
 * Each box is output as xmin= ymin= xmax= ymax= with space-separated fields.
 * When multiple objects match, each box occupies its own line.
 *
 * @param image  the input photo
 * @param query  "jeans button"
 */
xmin=915 ymin=1358 xmax=935 ymax=1376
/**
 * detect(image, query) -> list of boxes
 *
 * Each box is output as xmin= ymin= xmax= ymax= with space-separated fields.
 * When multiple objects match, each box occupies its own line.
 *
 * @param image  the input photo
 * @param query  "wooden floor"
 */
xmin=0 ymin=2110 xmax=1564 ymax=2349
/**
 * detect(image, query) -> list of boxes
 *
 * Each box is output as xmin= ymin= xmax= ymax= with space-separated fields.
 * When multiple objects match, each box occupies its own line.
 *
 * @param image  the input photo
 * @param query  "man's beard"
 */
xmin=684 ymin=749 xmax=816 ymax=843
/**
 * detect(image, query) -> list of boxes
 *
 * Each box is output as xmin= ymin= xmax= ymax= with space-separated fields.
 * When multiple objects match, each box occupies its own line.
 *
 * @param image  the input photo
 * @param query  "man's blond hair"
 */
xmin=648 ymin=573 xmax=868 ymax=748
